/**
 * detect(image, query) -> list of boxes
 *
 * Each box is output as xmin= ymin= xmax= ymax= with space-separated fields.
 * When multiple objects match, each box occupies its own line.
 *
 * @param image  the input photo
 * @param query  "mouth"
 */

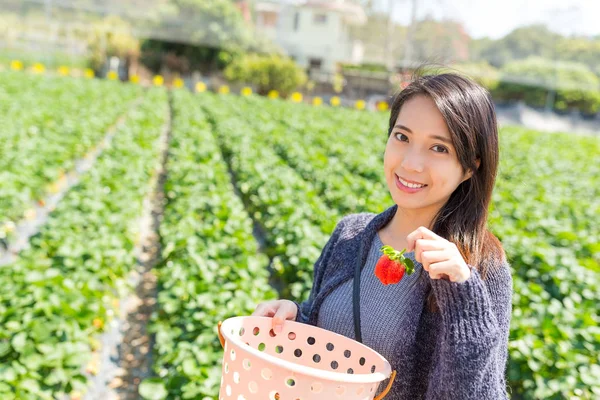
xmin=395 ymin=174 xmax=427 ymax=193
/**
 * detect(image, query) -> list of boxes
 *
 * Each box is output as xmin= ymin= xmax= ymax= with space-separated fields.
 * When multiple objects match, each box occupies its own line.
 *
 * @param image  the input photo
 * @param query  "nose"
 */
xmin=401 ymin=151 xmax=425 ymax=173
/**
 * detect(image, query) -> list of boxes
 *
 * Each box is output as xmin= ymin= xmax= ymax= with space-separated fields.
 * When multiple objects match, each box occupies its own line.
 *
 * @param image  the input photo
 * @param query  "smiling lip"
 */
xmin=395 ymin=174 xmax=427 ymax=193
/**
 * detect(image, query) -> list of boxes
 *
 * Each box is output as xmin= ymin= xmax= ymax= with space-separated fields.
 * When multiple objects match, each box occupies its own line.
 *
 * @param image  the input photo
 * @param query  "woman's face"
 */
xmin=384 ymin=94 xmax=473 ymax=216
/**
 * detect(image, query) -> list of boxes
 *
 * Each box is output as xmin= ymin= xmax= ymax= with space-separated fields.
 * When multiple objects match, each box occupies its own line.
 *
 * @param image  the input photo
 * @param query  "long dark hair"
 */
xmin=389 ymin=70 xmax=506 ymax=312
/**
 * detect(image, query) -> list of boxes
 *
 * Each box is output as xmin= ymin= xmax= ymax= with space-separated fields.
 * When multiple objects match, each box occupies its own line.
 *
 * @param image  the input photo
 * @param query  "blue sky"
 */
xmin=372 ymin=0 xmax=599 ymax=39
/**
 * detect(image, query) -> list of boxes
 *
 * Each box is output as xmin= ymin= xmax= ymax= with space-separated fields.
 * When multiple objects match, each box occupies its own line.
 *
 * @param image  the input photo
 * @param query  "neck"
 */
xmin=384 ymin=205 xmax=439 ymax=241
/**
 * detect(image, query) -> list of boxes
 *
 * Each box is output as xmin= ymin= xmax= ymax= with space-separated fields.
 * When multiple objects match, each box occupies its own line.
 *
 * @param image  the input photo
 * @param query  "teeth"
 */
xmin=399 ymin=177 xmax=425 ymax=189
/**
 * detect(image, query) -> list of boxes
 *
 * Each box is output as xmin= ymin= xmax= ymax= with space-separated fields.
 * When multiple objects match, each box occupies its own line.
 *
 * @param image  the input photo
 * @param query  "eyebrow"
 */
xmin=394 ymin=124 xmax=452 ymax=145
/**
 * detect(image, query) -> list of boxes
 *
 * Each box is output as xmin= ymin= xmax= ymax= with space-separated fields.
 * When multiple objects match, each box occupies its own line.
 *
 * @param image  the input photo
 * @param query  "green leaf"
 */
xmin=139 ymin=378 xmax=168 ymax=400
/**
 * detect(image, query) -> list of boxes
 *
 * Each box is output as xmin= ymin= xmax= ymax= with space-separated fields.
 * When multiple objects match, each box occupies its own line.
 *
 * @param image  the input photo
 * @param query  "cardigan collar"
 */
xmin=307 ymin=204 xmax=398 ymax=325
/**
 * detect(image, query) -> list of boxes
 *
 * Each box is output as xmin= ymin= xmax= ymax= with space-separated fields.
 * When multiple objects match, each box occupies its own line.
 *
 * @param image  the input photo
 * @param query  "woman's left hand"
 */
xmin=406 ymin=226 xmax=472 ymax=283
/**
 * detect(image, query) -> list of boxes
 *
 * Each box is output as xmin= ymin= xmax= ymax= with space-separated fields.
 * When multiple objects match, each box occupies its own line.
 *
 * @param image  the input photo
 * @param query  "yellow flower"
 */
xmin=195 ymin=82 xmax=207 ymax=93
xmin=58 ymin=66 xmax=70 ymax=76
xmin=84 ymin=68 xmax=95 ymax=78
xmin=153 ymin=75 xmax=164 ymax=86
xmin=330 ymin=96 xmax=341 ymax=107
xmin=290 ymin=92 xmax=303 ymax=103
xmin=241 ymin=86 xmax=252 ymax=96
xmin=130 ymin=74 xmax=140 ymax=84
xmin=107 ymin=71 xmax=118 ymax=81
xmin=173 ymin=78 xmax=184 ymax=88
xmin=10 ymin=60 xmax=23 ymax=71
xmin=312 ymin=97 xmax=323 ymax=106
xmin=32 ymin=63 xmax=45 ymax=74
xmin=218 ymin=85 xmax=230 ymax=94
xmin=268 ymin=90 xmax=279 ymax=99
xmin=355 ymin=99 xmax=366 ymax=110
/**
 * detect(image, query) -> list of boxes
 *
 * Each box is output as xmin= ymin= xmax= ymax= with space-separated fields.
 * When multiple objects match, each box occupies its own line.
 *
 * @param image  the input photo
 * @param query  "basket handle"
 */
xmin=373 ymin=370 xmax=396 ymax=400
xmin=217 ymin=320 xmax=225 ymax=348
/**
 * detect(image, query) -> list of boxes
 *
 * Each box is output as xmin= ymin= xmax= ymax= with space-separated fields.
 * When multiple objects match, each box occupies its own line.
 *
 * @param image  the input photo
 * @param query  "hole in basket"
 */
xmin=294 ymin=349 xmax=302 ymax=357
xmin=248 ymin=381 xmax=258 ymax=393
xmin=347 ymin=368 xmax=354 ymax=374
xmin=253 ymin=327 xmax=260 ymax=336
xmin=239 ymin=327 xmax=245 ymax=336
xmin=269 ymin=328 xmax=277 ymax=337
xmin=269 ymin=391 xmax=280 ymax=400
xmin=307 ymin=336 xmax=316 ymax=345
xmin=243 ymin=359 xmax=252 ymax=370
xmin=233 ymin=371 xmax=240 ymax=384
xmin=359 ymin=357 xmax=366 ymax=366
xmin=224 ymin=363 xmax=229 ymax=374
xmin=226 ymin=385 xmax=232 ymax=396
xmin=286 ymin=378 xmax=296 ymax=387
xmin=258 ymin=343 xmax=266 ymax=351
xmin=335 ymin=385 xmax=346 ymax=396
xmin=238 ymin=395 xmax=246 ymax=400
xmin=344 ymin=349 xmax=351 ymax=358
xmin=288 ymin=332 xmax=296 ymax=340
xmin=331 ymin=361 xmax=339 ymax=370
xmin=326 ymin=342 xmax=334 ymax=351
xmin=311 ymin=382 xmax=323 ymax=393
xmin=275 ymin=345 xmax=284 ymax=354
xmin=230 ymin=349 xmax=236 ymax=361
xmin=371 ymin=365 xmax=376 ymax=373
xmin=313 ymin=354 xmax=321 ymax=363
xmin=262 ymin=368 xmax=273 ymax=380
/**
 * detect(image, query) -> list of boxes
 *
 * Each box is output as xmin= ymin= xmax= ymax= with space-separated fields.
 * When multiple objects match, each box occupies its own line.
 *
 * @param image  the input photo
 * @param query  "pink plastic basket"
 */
xmin=217 ymin=316 xmax=396 ymax=400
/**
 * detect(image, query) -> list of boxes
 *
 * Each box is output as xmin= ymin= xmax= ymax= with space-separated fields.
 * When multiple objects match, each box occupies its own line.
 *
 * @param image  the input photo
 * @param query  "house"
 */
xmin=254 ymin=0 xmax=367 ymax=74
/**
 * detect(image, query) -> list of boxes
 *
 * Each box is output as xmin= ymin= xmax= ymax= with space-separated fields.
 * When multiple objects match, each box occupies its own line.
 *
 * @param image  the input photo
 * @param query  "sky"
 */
xmin=371 ymin=0 xmax=600 ymax=39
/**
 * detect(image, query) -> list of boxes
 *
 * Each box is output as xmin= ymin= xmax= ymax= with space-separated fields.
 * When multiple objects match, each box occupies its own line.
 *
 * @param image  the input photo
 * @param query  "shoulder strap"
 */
xmin=353 ymin=241 xmax=363 ymax=343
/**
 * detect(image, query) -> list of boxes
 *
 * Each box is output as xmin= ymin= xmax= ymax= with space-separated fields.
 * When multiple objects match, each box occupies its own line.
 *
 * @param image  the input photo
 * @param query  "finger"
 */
xmin=420 ymin=249 xmax=449 ymax=268
xmin=272 ymin=304 xmax=294 ymax=334
xmin=252 ymin=303 xmax=276 ymax=317
xmin=428 ymin=260 xmax=454 ymax=280
xmin=407 ymin=226 xmax=442 ymax=252
xmin=414 ymin=239 xmax=444 ymax=263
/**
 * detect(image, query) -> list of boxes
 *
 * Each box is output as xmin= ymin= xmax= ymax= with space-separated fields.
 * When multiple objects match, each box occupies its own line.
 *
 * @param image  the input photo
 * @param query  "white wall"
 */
xmin=274 ymin=6 xmax=360 ymax=73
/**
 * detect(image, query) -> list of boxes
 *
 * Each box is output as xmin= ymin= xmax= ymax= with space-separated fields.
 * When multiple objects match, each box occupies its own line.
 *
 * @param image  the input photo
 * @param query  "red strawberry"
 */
xmin=374 ymin=245 xmax=415 ymax=285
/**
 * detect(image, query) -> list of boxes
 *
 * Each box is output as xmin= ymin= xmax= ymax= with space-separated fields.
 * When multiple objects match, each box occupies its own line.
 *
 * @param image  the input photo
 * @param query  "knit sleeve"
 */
xmin=292 ymin=216 xmax=348 ymax=324
xmin=425 ymin=259 xmax=513 ymax=400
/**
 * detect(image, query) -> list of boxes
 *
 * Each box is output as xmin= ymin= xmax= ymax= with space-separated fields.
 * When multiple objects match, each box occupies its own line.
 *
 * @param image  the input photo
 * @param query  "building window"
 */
xmin=314 ymin=13 xmax=327 ymax=24
xmin=294 ymin=12 xmax=300 ymax=31
xmin=309 ymin=58 xmax=323 ymax=70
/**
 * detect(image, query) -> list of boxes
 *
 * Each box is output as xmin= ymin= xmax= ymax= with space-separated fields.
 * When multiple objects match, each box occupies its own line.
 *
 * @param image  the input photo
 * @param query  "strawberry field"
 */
xmin=0 ymin=71 xmax=598 ymax=400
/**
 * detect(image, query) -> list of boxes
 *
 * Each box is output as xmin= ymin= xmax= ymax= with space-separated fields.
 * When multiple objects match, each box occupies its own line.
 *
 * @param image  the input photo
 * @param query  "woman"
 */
xmin=252 ymin=72 xmax=513 ymax=399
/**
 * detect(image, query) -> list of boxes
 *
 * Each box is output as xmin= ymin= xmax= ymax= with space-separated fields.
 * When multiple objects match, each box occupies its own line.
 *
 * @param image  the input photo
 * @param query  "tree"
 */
xmin=140 ymin=0 xmax=279 ymax=73
xmin=410 ymin=17 xmax=470 ymax=65
xmin=475 ymin=24 xmax=559 ymax=67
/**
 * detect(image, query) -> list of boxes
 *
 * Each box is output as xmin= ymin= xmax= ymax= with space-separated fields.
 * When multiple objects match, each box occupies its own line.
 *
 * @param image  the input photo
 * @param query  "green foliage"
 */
xmin=86 ymin=16 xmax=140 ymax=72
xmin=493 ymin=57 xmax=600 ymax=114
xmin=0 ymin=86 xmax=167 ymax=399
xmin=450 ymin=61 xmax=501 ymax=91
xmin=341 ymin=63 xmax=389 ymax=73
xmin=224 ymin=54 xmax=307 ymax=96
xmin=143 ymin=89 xmax=276 ymax=399
xmin=0 ymin=71 xmax=140 ymax=231
xmin=474 ymin=25 xmax=560 ymax=68
xmin=139 ymin=0 xmax=279 ymax=74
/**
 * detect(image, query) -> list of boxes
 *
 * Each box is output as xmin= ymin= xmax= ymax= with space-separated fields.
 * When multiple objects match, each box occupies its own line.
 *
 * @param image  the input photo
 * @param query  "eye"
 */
xmin=432 ymin=145 xmax=449 ymax=153
xmin=395 ymin=132 xmax=408 ymax=142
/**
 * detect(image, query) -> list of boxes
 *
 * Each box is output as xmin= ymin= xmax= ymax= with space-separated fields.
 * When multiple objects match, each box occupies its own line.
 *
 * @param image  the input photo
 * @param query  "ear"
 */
xmin=462 ymin=158 xmax=481 ymax=183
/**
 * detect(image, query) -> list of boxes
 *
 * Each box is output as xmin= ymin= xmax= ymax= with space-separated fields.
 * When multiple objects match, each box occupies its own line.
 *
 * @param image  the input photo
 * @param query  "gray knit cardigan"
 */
xmin=292 ymin=204 xmax=513 ymax=399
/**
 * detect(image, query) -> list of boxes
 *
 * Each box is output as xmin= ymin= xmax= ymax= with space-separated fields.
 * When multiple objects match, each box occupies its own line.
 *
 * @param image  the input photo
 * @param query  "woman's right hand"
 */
xmin=251 ymin=300 xmax=298 ymax=334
